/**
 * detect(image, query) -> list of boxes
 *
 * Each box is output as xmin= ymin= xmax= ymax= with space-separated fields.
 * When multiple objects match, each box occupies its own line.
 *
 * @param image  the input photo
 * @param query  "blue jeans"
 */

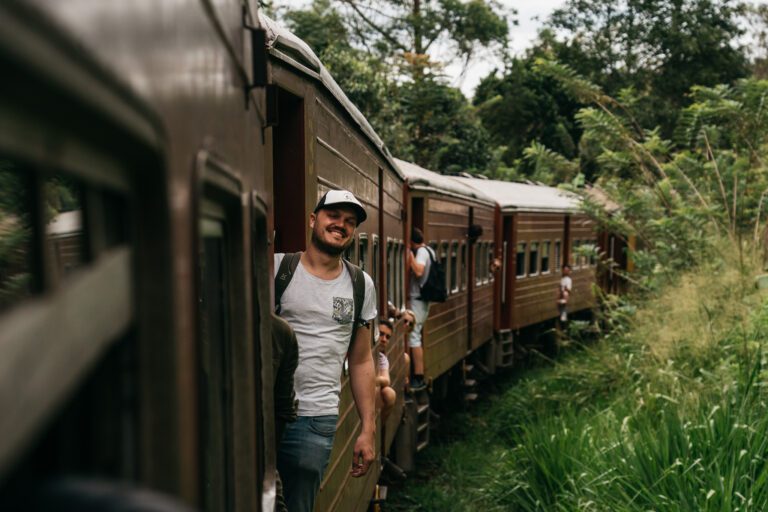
xmin=277 ymin=415 xmax=338 ymax=512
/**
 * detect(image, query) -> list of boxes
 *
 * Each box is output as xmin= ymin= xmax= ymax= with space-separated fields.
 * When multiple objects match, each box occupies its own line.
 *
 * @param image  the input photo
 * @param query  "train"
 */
xmin=0 ymin=2 xmax=628 ymax=511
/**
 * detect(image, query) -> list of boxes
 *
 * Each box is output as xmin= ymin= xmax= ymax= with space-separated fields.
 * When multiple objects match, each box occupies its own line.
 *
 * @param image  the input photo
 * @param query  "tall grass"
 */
xmin=390 ymin=243 xmax=768 ymax=511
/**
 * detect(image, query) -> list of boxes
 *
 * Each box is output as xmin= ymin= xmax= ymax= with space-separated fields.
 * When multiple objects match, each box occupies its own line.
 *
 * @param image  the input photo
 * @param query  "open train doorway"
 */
xmin=272 ymin=88 xmax=306 ymax=253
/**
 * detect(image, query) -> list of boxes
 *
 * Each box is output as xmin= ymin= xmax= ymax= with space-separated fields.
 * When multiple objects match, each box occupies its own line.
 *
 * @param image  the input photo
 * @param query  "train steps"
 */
xmin=463 ymin=361 xmax=479 ymax=403
xmin=414 ymin=388 xmax=430 ymax=452
xmin=496 ymin=329 xmax=514 ymax=368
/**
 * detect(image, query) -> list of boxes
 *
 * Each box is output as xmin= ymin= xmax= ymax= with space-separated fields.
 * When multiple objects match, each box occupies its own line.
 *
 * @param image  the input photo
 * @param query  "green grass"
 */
xmin=389 ymin=248 xmax=768 ymax=511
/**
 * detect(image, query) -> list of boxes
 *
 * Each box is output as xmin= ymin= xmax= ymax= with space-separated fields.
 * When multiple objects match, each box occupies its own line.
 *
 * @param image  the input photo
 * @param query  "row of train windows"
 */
xmin=342 ymin=234 xmax=407 ymax=308
xmin=428 ymin=240 xmax=494 ymax=296
xmin=515 ymin=239 xmax=597 ymax=278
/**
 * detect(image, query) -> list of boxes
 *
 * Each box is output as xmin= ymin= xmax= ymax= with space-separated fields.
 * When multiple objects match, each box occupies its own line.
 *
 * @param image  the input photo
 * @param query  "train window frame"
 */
xmin=589 ymin=241 xmax=597 ymax=267
xmin=371 ymin=234 xmax=380 ymax=299
xmin=529 ymin=241 xmax=539 ymax=276
xmin=386 ymin=238 xmax=394 ymax=305
xmin=450 ymin=241 xmax=459 ymax=294
xmin=358 ymin=234 xmax=368 ymax=273
xmin=541 ymin=241 xmax=551 ymax=274
xmin=439 ymin=241 xmax=450 ymax=292
xmin=516 ymin=242 xmax=527 ymax=279
xmin=195 ymin=151 xmax=246 ymax=512
xmin=397 ymin=241 xmax=405 ymax=309
xmin=555 ymin=240 xmax=562 ymax=273
xmin=460 ymin=241 xmax=467 ymax=291
xmin=474 ymin=242 xmax=481 ymax=287
xmin=488 ymin=242 xmax=495 ymax=283
xmin=343 ymin=234 xmax=358 ymax=264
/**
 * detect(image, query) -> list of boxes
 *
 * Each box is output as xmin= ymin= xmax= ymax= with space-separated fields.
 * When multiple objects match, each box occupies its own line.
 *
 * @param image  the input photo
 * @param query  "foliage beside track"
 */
xmin=389 ymin=246 xmax=768 ymax=511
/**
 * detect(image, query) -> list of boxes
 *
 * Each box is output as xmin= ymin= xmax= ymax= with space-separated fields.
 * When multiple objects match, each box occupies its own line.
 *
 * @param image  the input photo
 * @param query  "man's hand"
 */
xmin=350 ymin=430 xmax=375 ymax=477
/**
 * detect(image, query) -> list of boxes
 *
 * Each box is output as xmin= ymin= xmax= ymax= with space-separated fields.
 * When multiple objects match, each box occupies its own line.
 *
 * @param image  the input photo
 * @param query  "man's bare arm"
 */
xmin=409 ymin=250 xmax=426 ymax=278
xmin=348 ymin=324 xmax=376 ymax=477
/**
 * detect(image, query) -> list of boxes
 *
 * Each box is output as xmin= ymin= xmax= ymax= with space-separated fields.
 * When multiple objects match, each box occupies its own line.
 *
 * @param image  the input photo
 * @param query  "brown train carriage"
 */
xmin=396 ymin=160 xmax=497 ymax=383
xmin=456 ymin=179 xmax=596 ymax=337
xmin=0 ymin=1 xmax=289 ymax=511
xmin=260 ymin=15 xmax=406 ymax=512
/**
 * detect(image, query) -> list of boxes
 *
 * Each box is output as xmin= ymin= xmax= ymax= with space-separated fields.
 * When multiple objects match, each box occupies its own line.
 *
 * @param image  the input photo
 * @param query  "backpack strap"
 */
xmin=343 ymin=259 xmax=366 ymax=345
xmin=274 ymin=252 xmax=301 ymax=314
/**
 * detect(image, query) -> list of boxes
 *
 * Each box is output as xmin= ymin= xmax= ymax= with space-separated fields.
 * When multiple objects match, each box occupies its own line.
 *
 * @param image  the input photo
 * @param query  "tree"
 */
xmin=545 ymin=0 xmax=749 ymax=135
xmin=336 ymin=0 xmax=511 ymax=78
xmin=473 ymin=54 xmax=582 ymax=168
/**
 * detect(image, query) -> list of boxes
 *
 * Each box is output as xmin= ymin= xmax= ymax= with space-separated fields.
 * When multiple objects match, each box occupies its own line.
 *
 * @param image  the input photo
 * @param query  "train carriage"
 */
xmin=455 ymin=178 xmax=597 ymax=334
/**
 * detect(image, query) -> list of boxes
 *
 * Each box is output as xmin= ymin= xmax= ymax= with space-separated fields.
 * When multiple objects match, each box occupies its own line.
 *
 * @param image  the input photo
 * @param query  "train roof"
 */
xmin=454 ymin=177 xmax=582 ymax=214
xmin=394 ymin=159 xmax=496 ymax=207
xmin=258 ymin=13 xmax=404 ymax=180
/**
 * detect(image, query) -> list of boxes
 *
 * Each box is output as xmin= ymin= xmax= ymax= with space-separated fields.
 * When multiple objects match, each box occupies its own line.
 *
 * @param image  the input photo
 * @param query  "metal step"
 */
xmin=464 ymin=378 xmax=477 ymax=388
xmin=464 ymin=392 xmax=479 ymax=402
xmin=416 ymin=403 xmax=430 ymax=415
xmin=416 ymin=440 xmax=429 ymax=452
xmin=417 ymin=422 xmax=429 ymax=434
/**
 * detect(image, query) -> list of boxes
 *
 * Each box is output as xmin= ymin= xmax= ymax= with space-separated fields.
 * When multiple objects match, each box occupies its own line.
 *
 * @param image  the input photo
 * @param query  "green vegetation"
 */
xmin=390 ymin=245 xmax=768 ymax=511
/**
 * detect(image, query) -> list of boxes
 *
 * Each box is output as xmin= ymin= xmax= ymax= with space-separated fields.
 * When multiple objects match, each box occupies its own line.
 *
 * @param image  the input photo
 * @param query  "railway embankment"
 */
xmin=390 ymin=248 xmax=768 ymax=511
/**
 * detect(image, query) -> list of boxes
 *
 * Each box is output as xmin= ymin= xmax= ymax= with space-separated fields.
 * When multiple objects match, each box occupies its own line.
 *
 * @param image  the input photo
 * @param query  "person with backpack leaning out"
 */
xmin=273 ymin=190 xmax=377 ymax=512
xmin=407 ymin=227 xmax=438 ymax=391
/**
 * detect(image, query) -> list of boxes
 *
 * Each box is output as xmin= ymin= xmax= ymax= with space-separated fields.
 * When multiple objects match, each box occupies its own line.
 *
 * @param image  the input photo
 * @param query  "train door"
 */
xmin=272 ymin=88 xmax=307 ymax=254
xmin=466 ymin=207 xmax=475 ymax=352
xmin=407 ymin=197 xmax=425 ymax=301
xmin=196 ymin=154 xmax=253 ymax=512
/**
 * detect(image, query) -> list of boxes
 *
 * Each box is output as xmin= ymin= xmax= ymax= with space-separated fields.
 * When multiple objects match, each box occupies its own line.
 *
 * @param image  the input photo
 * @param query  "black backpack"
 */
xmin=274 ymin=252 xmax=366 ymax=344
xmin=418 ymin=246 xmax=447 ymax=303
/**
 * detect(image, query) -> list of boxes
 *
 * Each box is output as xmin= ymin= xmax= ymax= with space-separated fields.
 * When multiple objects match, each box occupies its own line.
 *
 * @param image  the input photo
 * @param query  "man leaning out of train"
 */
xmin=407 ymin=227 xmax=432 ymax=391
xmin=273 ymin=190 xmax=377 ymax=512
xmin=375 ymin=318 xmax=397 ymax=420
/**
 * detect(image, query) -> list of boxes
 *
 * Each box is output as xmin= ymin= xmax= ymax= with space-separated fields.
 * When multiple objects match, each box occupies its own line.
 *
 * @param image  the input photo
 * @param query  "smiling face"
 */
xmin=310 ymin=206 xmax=358 ymax=256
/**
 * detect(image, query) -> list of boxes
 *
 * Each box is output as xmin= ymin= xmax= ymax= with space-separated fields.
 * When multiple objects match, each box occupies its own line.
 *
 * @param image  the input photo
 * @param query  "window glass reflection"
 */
xmin=0 ymin=160 xmax=33 ymax=312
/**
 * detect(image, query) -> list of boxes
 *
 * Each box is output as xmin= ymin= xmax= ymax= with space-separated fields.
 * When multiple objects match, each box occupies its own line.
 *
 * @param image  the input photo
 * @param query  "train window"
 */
xmin=489 ymin=242 xmax=495 ymax=282
xmin=343 ymin=235 xmax=357 ymax=264
xmin=555 ymin=240 xmax=562 ymax=272
xmin=440 ymin=241 xmax=450 ymax=292
xmin=529 ymin=242 xmax=539 ymax=276
xmin=0 ymin=160 xmax=35 ymax=312
xmin=397 ymin=241 xmax=405 ymax=308
xmin=450 ymin=241 xmax=459 ymax=294
xmin=386 ymin=240 xmax=394 ymax=304
xmin=541 ymin=241 xmax=551 ymax=274
xmin=359 ymin=234 xmax=368 ymax=273
xmin=474 ymin=243 xmax=481 ymax=287
xmin=516 ymin=243 xmax=527 ymax=278
xmin=372 ymin=235 xmax=380 ymax=296
xmin=45 ymin=174 xmax=87 ymax=284
xmin=589 ymin=242 xmax=597 ymax=266
xmin=460 ymin=242 xmax=467 ymax=290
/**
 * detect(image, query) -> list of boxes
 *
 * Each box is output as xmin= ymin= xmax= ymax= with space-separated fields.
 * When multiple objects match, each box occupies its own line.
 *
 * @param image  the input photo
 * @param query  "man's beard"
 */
xmin=311 ymin=227 xmax=351 ymax=256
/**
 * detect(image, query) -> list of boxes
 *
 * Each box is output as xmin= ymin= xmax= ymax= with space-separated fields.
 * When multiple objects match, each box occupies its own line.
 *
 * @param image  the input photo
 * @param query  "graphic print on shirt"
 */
xmin=332 ymin=297 xmax=353 ymax=324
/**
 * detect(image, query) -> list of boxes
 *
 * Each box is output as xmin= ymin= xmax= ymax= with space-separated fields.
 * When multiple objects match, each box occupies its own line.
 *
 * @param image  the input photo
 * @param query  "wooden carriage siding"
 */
xmin=0 ymin=3 xmax=621 ymax=512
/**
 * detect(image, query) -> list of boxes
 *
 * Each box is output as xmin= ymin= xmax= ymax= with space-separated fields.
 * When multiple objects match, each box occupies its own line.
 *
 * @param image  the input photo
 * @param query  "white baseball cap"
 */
xmin=314 ymin=189 xmax=367 ymax=224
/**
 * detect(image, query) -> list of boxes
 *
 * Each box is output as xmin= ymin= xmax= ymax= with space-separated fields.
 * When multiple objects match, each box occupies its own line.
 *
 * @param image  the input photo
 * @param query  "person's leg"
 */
xmin=409 ymin=299 xmax=429 ymax=389
xmin=277 ymin=416 xmax=338 ymax=512
xmin=381 ymin=386 xmax=396 ymax=420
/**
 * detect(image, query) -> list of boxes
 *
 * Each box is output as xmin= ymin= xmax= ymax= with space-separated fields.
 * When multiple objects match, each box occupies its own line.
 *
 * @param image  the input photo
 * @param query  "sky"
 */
xmin=444 ymin=1 xmax=567 ymax=96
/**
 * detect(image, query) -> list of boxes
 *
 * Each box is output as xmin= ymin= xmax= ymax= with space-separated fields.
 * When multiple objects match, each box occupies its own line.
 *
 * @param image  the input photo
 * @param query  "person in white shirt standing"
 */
xmin=274 ymin=190 xmax=377 ymax=512
xmin=558 ymin=264 xmax=573 ymax=322
xmin=407 ymin=227 xmax=432 ymax=391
